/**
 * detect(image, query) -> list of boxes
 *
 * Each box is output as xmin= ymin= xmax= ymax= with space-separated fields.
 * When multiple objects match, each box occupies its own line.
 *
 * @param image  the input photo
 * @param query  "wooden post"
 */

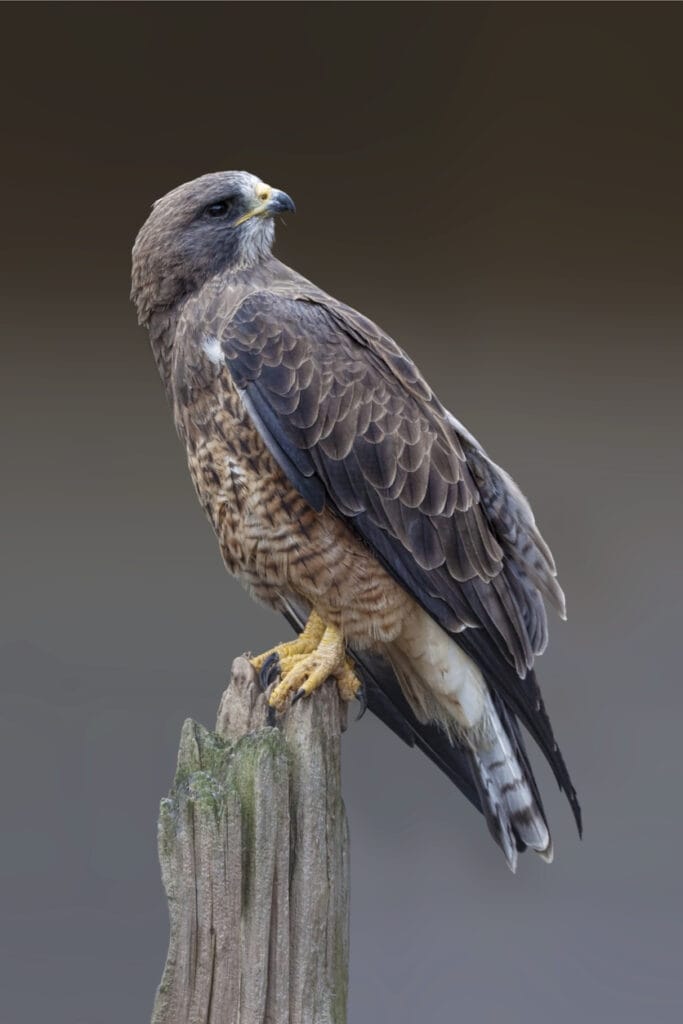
xmin=151 ymin=656 xmax=350 ymax=1024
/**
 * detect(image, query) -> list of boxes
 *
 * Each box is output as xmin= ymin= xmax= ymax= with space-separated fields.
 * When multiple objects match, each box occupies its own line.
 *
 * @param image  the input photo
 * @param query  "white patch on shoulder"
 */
xmin=202 ymin=335 xmax=224 ymax=365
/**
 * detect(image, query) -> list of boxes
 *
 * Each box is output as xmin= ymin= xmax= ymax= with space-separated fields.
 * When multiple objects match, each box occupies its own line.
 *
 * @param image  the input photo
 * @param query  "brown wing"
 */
xmin=188 ymin=287 xmax=579 ymax=829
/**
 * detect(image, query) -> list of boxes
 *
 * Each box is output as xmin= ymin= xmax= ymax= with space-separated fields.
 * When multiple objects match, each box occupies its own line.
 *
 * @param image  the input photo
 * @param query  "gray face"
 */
xmin=131 ymin=170 xmax=295 ymax=322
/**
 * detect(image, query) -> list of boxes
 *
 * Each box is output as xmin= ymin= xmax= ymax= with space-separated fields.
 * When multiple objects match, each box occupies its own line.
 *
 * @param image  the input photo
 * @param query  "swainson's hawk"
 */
xmin=131 ymin=171 xmax=581 ymax=870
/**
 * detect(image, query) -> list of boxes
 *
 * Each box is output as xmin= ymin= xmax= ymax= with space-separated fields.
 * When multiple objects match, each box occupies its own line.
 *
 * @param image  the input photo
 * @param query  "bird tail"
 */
xmin=280 ymin=597 xmax=555 ymax=872
xmin=384 ymin=612 xmax=553 ymax=871
xmin=468 ymin=690 xmax=552 ymax=872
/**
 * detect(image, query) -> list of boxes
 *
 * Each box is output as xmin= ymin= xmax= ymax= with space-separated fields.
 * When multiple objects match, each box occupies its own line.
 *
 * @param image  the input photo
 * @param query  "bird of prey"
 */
xmin=132 ymin=170 xmax=581 ymax=870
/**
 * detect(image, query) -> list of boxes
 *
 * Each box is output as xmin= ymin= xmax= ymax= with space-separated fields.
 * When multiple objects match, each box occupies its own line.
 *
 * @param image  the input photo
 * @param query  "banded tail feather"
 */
xmin=469 ymin=691 xmax=552 ymax=872
xmin=281 ymin=598 xmax=573 ymax=871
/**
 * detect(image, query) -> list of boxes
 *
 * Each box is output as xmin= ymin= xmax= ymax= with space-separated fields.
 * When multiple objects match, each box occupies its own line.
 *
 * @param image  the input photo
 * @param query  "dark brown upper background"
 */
xmin=2 ymin=4 xmax=681 ymax=1023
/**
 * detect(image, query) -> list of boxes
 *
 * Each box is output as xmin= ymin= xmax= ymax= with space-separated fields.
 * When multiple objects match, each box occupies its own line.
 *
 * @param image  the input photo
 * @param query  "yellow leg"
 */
xmin=260 ymin=618 xmax=361 ymax=712
xmin=250 ymin=611 xmax=326 ymax=672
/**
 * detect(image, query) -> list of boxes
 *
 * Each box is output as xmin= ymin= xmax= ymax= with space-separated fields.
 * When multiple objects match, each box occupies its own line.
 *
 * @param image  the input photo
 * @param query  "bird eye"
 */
xmin=203 ymin=198 xmax=233 ymax=218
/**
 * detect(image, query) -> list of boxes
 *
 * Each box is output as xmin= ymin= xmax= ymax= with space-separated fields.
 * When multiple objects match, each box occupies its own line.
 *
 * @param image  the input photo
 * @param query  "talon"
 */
xmin=258 ymin=612 xmax=362 ymax=711
xmin=258 ymin=651 xmax=281 ymax=691
xmin=355 ymin=681 xmax=368 ymax=719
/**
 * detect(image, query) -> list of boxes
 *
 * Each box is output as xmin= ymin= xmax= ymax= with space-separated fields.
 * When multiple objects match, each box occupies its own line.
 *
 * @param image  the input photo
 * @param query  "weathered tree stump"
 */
xmin=151 ymin=656 xmax=350 ymax=1024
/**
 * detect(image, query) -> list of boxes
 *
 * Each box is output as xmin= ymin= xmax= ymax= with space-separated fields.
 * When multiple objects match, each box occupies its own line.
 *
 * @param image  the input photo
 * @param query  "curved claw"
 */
xmin=354 ymin=681 xmax=368 ymax=720
xmin=258 ymin=651 xmax=281 ymax=691
xmin=291 ymin=687 xmax=306 ymax=705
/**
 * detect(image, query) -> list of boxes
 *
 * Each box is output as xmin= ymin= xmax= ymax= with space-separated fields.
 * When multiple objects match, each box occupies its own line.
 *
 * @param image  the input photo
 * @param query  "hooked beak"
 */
xmin=233 ymin=184 xmax=296 ymax=226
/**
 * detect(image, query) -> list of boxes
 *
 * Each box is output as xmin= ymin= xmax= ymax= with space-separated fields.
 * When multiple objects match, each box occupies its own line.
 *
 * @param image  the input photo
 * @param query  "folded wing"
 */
xmin=192 ymin=287 xmax=580 ymax=833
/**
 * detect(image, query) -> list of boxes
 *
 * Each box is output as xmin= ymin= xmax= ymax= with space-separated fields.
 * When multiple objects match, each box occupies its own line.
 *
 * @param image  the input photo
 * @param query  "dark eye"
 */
xmin=203 ymin=198 xmax=233 ymax=219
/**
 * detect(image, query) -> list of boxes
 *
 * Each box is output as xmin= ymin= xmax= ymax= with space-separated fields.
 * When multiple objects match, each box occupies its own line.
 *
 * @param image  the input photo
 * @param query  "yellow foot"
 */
xmin=256 ymin=616 xmax=361 ymax=712
xmin=250 ymin=611 xmax=326 ymax=673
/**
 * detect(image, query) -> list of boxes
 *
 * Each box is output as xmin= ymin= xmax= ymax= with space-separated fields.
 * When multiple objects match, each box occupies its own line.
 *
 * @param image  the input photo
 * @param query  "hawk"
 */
xmin=132 ymin=171 xmax=581 ymax=870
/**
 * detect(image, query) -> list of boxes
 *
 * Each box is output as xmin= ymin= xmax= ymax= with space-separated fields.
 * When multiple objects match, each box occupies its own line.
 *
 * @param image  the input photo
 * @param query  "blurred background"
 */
xmin=1 ymin=3 xmax=681 ymax=1022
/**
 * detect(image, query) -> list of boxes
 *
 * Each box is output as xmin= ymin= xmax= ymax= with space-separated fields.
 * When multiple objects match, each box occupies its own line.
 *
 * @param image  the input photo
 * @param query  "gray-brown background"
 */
xmin=2 ymin=3 xmax=681 ymax=1022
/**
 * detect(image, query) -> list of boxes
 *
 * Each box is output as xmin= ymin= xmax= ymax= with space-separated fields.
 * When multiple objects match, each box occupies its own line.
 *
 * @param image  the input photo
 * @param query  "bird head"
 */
xmin=131 ymin=170 xmax=295 ymax=324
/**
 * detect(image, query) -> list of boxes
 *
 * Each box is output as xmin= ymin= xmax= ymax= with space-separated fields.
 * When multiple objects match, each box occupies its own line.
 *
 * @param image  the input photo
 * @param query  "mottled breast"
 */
xmin=170 ymin=333 xmax=412 ymax=647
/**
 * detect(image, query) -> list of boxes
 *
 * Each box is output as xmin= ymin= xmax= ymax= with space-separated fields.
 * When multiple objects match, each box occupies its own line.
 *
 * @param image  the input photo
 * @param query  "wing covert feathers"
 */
xmin=195 ymin=283 xmax=580 ymax=838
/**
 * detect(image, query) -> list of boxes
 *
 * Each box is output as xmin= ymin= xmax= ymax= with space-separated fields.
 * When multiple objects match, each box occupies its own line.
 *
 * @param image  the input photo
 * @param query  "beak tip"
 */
xmin=272 ymin=190 xmax=296 ymax=215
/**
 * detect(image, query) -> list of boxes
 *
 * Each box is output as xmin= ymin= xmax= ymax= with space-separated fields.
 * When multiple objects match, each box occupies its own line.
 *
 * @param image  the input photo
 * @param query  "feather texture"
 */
xmin=173 ymin=262 xmax=581 ymax=841
xmin=133 ymin=171 xmax=582 ymax=865
xmin=171 ymin=262 xmax=581 ymax=839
